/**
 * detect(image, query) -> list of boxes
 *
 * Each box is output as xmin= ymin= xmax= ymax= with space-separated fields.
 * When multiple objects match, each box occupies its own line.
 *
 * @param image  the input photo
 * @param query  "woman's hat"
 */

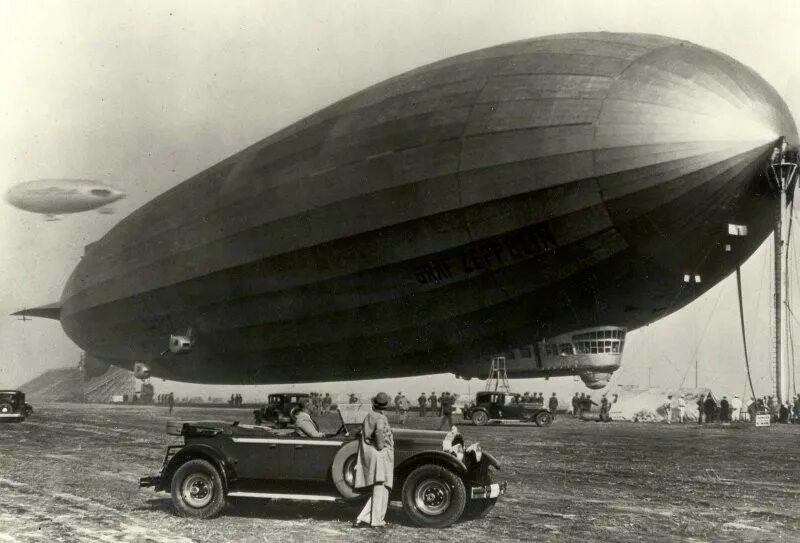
xmin=372 ymin=392 xmax=390 ymax=410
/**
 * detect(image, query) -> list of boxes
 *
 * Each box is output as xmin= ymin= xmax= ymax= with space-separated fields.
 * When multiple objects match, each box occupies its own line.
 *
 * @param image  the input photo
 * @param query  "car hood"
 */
xmin=393 ymin=428 xmax=447 ymax=450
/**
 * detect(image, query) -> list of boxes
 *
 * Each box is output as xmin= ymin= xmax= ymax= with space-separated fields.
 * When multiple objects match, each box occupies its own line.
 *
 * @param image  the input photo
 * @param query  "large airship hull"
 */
xmin=57 ymin=32 xmax=797 ymax=384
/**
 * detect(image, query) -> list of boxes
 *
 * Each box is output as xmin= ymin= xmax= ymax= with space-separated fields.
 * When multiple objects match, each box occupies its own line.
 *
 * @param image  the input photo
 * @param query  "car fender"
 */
xmin=161 ymin=444 xmax=235 ymax=492
xmin=481 ymin=451 xmax=501 ymax=470
xmin=396 ymin=450 xmax=468 ymax=483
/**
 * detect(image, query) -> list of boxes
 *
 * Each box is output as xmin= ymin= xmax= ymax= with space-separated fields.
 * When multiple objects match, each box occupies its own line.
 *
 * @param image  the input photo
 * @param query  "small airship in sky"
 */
xmin=5 ymin=179 xmax=126 ymax=220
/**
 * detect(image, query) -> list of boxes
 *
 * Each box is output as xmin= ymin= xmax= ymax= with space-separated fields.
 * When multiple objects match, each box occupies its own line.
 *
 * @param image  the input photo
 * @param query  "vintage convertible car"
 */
xmin=463 ymin=391 xmax=553 ymax=427
xmin=0 ymin=390 xmax=33 ymax=423
xmin=140 ymin=409 xmax=505 ymax=528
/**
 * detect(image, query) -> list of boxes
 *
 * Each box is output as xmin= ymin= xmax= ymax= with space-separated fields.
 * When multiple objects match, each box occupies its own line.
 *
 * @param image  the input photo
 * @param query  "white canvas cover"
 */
xmin=608 ymin=386 xmax=719 ymax=422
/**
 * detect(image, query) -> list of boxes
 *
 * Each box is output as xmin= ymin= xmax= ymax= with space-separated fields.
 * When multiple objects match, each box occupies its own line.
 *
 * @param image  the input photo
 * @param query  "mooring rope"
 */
xmin=736 ymin=264 xmax=758 ymax=402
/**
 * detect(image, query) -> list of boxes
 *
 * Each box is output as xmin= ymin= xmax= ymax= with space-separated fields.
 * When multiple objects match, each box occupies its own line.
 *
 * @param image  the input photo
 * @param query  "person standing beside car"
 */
xmin=354 ymin=392 xmax=394 ymax=529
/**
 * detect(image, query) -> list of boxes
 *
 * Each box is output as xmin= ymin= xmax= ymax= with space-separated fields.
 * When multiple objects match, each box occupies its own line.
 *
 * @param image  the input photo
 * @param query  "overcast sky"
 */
xmin=2 ymin=1 xmax=800 ymax=402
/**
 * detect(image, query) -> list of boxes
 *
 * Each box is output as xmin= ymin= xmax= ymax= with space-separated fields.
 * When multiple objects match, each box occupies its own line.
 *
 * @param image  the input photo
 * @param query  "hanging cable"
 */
xmin=678 ymin=280 xmax=726 ymax=388
xmin=735 ymin=264 xmax=758 ymax=402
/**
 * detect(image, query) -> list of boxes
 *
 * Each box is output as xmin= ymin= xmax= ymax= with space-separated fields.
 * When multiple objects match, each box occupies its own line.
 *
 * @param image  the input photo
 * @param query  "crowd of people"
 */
xmin=228 ymin=394 xmax=244 ymax=407
xmin=306 ymin=392 xmax=334 ymax=415
xmin=571 ymin=392 xmax=617 ymax=421
xmin=656 ymin=392 xmax=800 ymax=424
xmin=745 ymin=394 xmax=800 ymax=424
xmin=155 ymin=392 xmax=175 ymax=413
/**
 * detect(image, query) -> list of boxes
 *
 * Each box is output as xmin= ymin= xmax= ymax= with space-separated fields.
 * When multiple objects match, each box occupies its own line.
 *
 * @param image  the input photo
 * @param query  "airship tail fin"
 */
xmin=12 ymin=302 xmax=61 ymax=321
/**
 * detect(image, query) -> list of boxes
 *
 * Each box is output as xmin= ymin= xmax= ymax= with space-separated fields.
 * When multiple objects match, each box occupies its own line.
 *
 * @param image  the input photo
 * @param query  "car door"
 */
xmin=287 ymin=437 xmax=346 ymax=481
xmin=503 ymin=396 xmax=524 ymax=419
xmin=229 ymin=436 xmax=294 ymax=480
xmin=489 ymin=394 xmax=504 ymax=418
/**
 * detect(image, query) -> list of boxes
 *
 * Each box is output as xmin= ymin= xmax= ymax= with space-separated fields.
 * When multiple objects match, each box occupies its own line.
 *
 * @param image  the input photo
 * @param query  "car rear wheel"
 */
xmin=471 ymin=410 xmax=488 ymax=426
xmin=535 ymin=411 xmax=553 ymax=427
xmin=170 ymin=459 xmax=226 ymax=519
xmin=401 ymin=464 xmax=466 ymax=528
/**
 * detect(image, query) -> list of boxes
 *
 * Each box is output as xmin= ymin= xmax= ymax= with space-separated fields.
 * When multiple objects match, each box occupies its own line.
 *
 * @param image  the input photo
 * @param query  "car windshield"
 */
xmin=0 ymin=393 xmax=19 ymax=404
xmin=337 ymin=403 xmax=372 ymax=425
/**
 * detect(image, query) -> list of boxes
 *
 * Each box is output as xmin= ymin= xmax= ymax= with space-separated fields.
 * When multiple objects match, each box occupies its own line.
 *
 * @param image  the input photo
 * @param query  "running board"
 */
xmin=228 ymin=491 xmax=340 ymax=501
xmin=227 ymin=491 xmax=403 ymax=508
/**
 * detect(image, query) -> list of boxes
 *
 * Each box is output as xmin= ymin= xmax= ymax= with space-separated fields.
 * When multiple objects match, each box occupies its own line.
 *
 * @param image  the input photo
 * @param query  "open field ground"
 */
xmin=1 ymin=403 xmax=799 ymax=542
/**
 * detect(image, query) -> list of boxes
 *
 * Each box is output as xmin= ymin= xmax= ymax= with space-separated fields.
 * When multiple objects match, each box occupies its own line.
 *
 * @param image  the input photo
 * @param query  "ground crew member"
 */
xmin=720 ymin=396 xmax=730 ymax=423
xmin=294 ymin=398 xmax=325 ymax=438
xmin=677 ymin=395 xmax=686 ymax=423
xmin=664 ymin=395 xmax=673 ymax=424
xmin=548 ymin=393 xmax=558 ymax=420
xmin=438 ymin=392 xmax=446 ymax=416
xmin=439 ymin=393 xmax=454 ymax=430
xmin=599 ymin=395 xmax=610 ymax=422
xmin=576 ymin=393 xmax=585 ymax=418
xmin=730 ymin=395 xmax=742 ymax=422
xmin=394 ymin=392 xmax=402 ymax=419
xmin=697 ymin=394 xmax=705 ymax=424
xmin=572 ymin=393 xmax=580 ymax=418
xmin=418 ymin=393 xmax=427 ymax=417
xmin=398 ymin=393 xmax=410 ymax=425
xmin=704 ymin=393 xmax=716 ymax=423
xmin=354 ymin=392 xmax=393 ymax=529
xmin=429 ymin=392 xmax=438 ymax=415
xmin=168 ymin=392 xmax=174 ymax=415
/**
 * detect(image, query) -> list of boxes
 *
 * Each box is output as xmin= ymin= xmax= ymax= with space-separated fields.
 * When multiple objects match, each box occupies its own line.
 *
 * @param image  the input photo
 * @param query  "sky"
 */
xmin=1 ymin=0 xmax=800 ymax=403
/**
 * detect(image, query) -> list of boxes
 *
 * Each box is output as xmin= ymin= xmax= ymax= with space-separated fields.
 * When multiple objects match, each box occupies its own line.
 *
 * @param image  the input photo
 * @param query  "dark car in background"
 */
xmin=252 ymin=393 xmax=310 ymax=427
xmin=140 ymin=408 xmax=505 ymax=528
xmin=463 ymin=392 xmax=552 ymax=427
xmin=0 ymin=391 xmax=33 ymax=423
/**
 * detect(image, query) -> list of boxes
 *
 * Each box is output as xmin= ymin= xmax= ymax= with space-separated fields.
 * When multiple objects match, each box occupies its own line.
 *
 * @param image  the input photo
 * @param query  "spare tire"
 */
xmin=330 ymin=440 xmax=368 ymax=501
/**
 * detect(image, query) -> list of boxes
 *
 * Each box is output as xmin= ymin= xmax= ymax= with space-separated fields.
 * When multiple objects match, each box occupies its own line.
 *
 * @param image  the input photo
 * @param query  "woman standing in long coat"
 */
xmin=353 ymin=392 xmax=394 ymax=528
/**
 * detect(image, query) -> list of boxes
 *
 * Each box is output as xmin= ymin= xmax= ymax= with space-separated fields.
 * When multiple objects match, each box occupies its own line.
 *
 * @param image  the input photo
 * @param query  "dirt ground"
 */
xmin=0 ymin=403 xmax=798 ymax=543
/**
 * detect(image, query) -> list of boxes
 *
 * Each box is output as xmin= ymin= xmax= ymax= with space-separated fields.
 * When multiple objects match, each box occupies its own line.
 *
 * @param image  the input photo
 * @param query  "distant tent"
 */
xmin=608 ymin=386 xmax=719 ymax=422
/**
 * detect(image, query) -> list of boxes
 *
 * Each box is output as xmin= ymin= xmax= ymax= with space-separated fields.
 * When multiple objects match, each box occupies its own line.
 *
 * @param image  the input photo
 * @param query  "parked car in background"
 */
xmin=0 ymin=390 xmax=33 ymax=422
xmin=141 ymin=409 xmax=505 ymax=528
xmin=252 ymin=393 xmax=310 ymax=427
xmin=463 ymin=391 xmax=552 ymax=427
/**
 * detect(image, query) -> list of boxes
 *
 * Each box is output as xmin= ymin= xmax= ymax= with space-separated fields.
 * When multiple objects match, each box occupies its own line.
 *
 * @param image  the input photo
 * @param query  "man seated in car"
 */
xmin=294 ymin=397 xmax=325 ymax=437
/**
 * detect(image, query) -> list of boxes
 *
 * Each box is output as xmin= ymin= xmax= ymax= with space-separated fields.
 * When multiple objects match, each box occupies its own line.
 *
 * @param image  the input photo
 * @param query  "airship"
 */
xmin=16 ymin=32 xmax=798 ymax=388
xmin=5 ymin=179 xmax=126 ymax=220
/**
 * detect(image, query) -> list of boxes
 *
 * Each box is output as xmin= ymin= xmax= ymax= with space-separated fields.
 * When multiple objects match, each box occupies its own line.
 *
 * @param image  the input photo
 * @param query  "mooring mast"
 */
xmin=767 ymin=137 xmax=799 ymax=404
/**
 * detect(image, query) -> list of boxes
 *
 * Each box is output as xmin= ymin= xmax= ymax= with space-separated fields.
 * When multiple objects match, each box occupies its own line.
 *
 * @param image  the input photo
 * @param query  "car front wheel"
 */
xmin=401 ymin=464 xmax=466 ymax=528
xmin=170 ymin=459 xmax=226 ymax=519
